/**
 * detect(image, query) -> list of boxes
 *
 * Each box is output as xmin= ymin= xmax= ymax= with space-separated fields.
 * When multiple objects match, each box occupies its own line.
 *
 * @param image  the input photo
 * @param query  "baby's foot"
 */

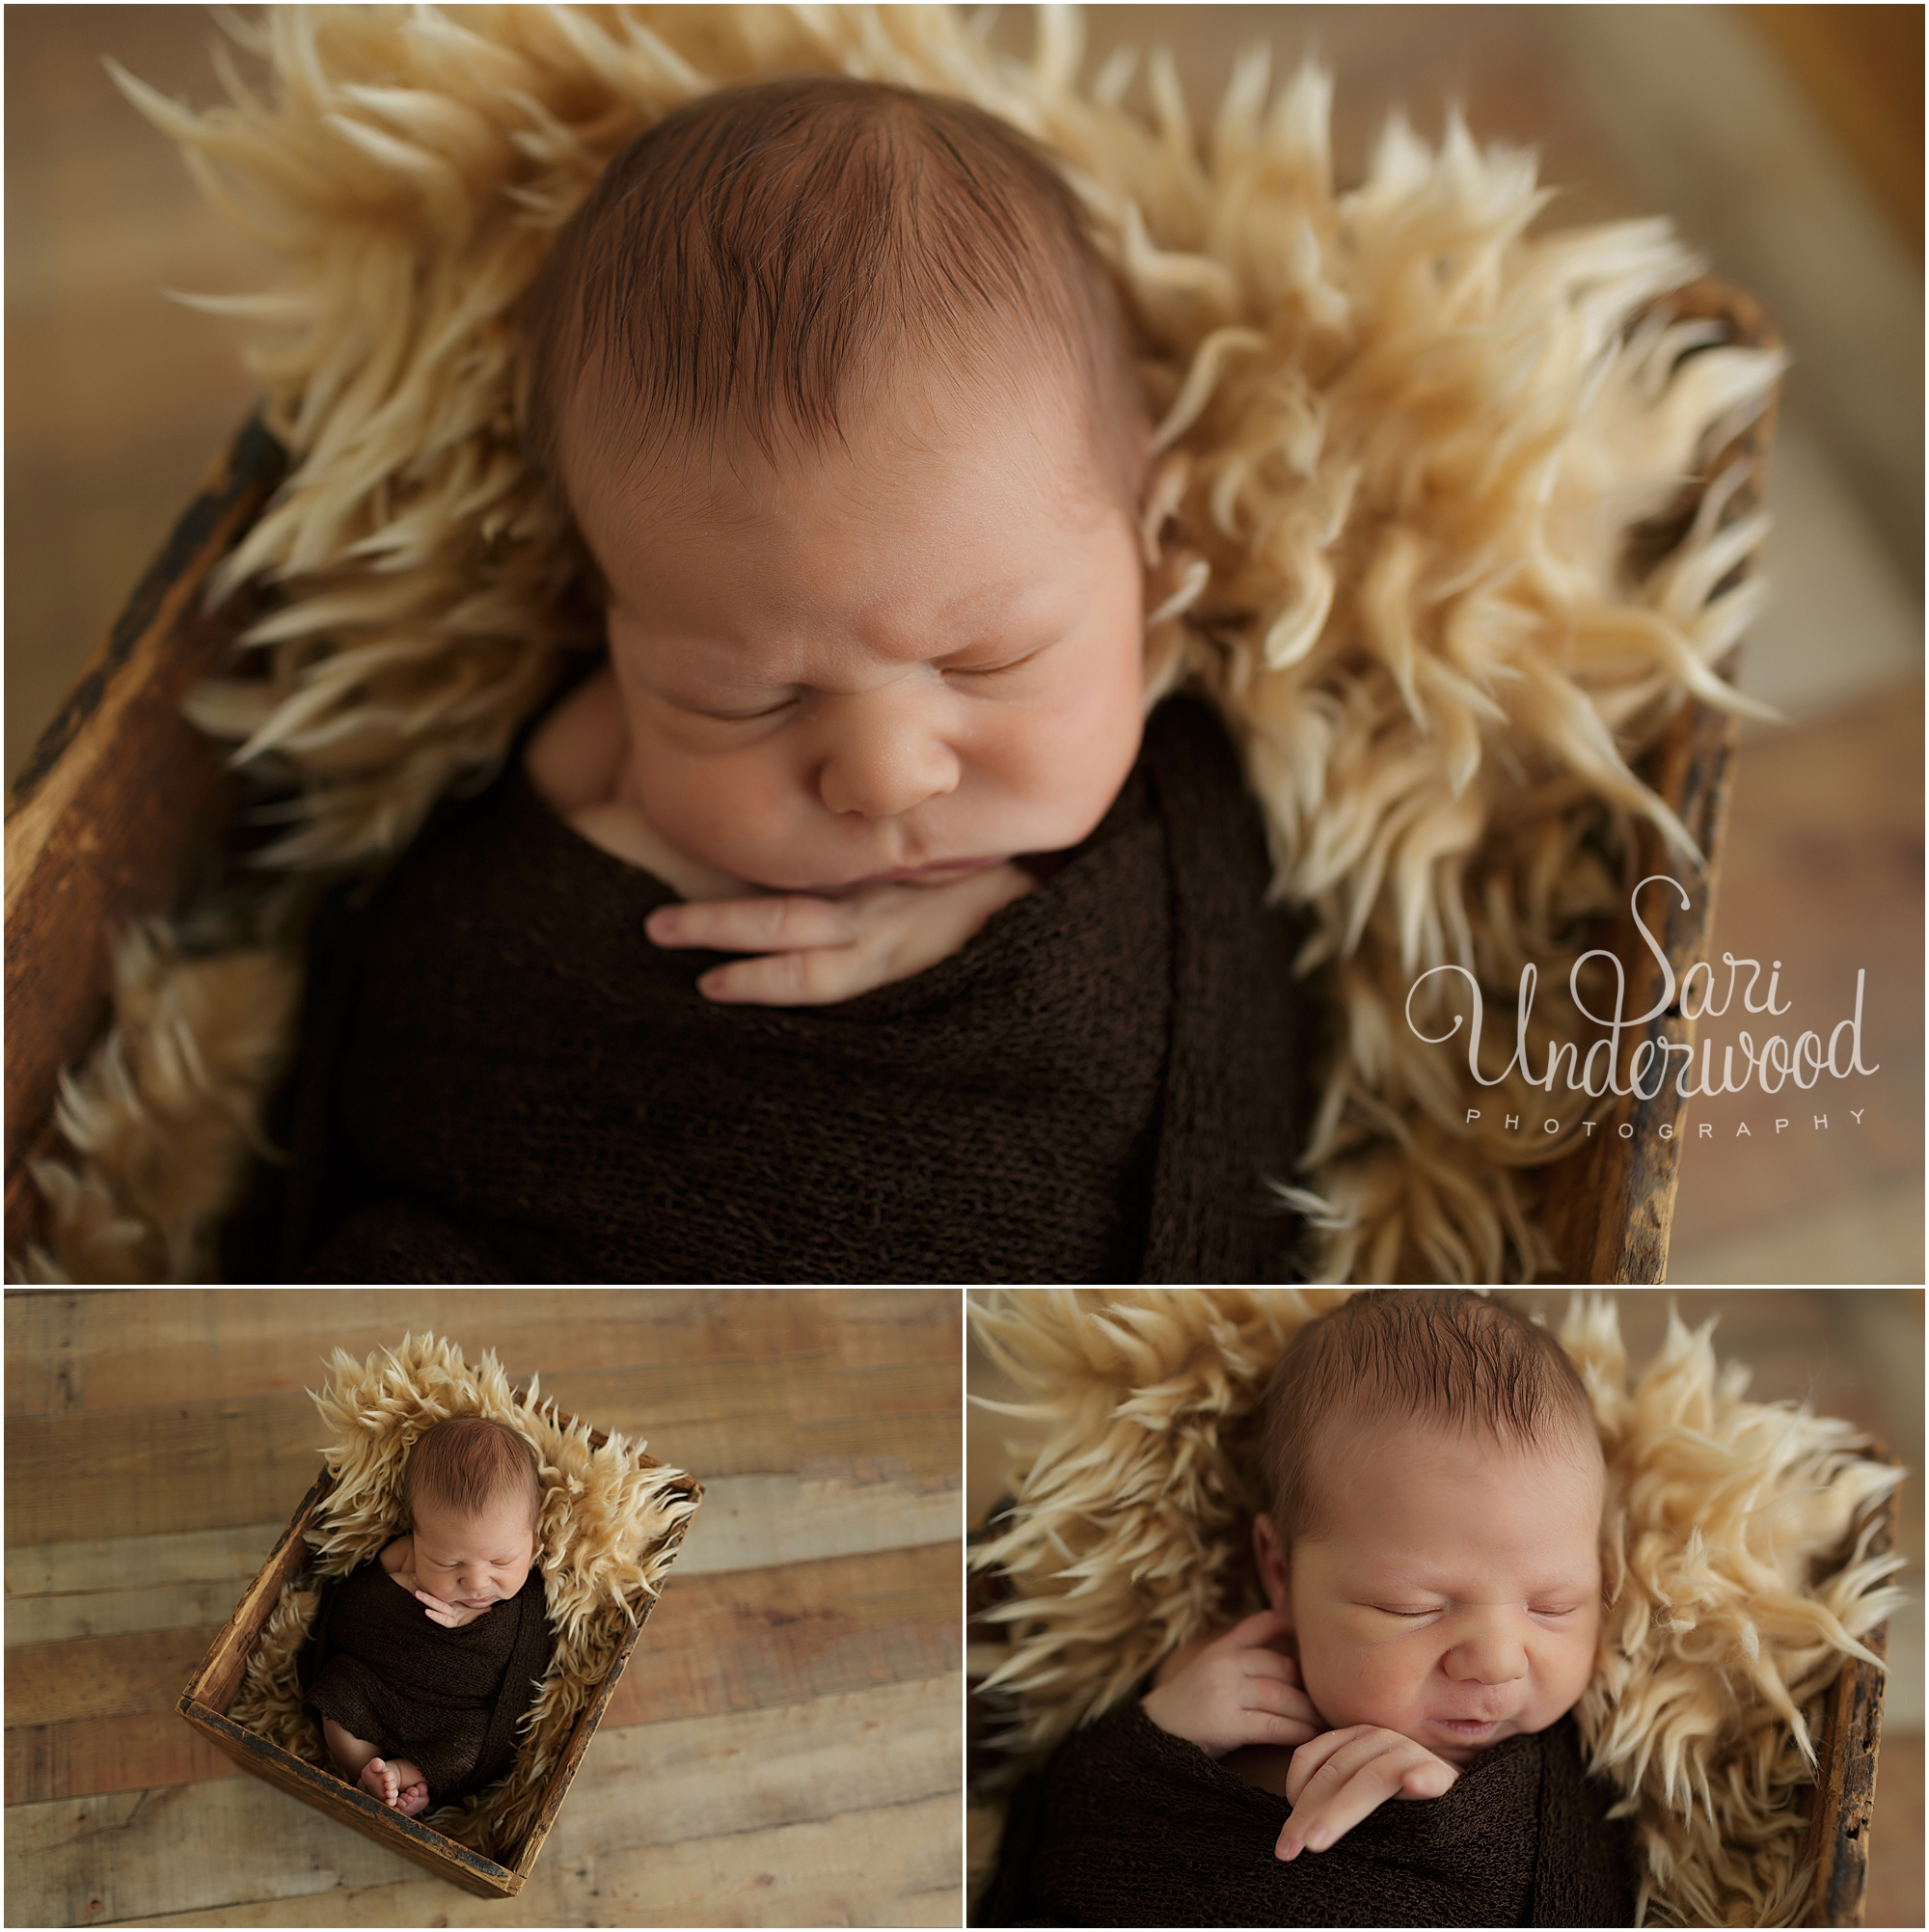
xmin=358 ymin=1756 xmax=399 ymax=1807
xmin=390 ymin=1757 xmax=430 ymax=1817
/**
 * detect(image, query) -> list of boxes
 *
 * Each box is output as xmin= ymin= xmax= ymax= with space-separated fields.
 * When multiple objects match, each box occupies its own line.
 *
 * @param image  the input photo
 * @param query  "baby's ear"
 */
xmin=1252 ymin=1513 xmax=1292 ymax=1620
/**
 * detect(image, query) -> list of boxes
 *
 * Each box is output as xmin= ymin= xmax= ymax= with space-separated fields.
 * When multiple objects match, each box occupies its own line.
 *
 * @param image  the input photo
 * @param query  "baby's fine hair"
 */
xmin=403 ymin=1417 xmax=541 ymax=1528
xmin=523 ymin=73 xmax=1143 ymax=487
xmin=1260 ymin=1291 xmax=1600 ymax=1552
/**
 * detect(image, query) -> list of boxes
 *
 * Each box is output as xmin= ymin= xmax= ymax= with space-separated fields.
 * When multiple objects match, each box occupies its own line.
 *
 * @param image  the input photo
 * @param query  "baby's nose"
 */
xmin=1447 ymin=1626 xmax=1529 ymax=1683
xmin=814 ymin=694 xmax=961 ymax=820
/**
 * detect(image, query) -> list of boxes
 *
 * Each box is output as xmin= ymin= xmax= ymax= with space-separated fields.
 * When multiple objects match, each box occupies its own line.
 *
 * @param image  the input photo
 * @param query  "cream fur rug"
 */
xmin=23 ymin=4 xmax=1783 ymax=1283
xmin=229 ymin=1331 xmax=699 ymax=1863
xmin=969 ymin=1290 xmax=1903 ymax=1927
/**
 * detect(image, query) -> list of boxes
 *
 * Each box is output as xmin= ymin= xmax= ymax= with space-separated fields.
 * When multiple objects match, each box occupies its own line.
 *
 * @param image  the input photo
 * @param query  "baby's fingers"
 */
xmin=694 ymin=946 xmax=870 ymax=1007
xmin=1238 ymin=1675 xmax=1321 ymax=1744
xmin=647 ymin=894 xmax=856 ymax=956
xmin=1223 ymin=1606 xmax=1294 ymax=1652
xmin=1276 ymin=1735 xmax=1454 ymax=1862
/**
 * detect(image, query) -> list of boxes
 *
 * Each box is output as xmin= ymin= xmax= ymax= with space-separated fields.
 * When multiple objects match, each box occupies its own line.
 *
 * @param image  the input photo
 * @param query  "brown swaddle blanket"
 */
xmin=979 ymin=1699 xmax=1636 ymax=1927
xmin=301 ymin=1558 xmax=554 ymax=1804
xmin=228 ymin=693 xmax=1314 ymax=1283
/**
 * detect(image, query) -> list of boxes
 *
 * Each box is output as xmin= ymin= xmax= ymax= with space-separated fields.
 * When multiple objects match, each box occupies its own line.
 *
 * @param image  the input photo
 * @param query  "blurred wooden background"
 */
xmin=4 ymin=5 xmax=1921 ymax=1281
xmin=6 ymin=1289 xmax=962 ymax=1927
xmin=968 ymin=1287 xmax=1924 ymax=1929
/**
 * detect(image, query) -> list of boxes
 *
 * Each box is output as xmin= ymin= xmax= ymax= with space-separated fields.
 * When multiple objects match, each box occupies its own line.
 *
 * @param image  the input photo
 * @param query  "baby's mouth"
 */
xmin=1433 ymin=1716 xmax=1508 ymax=1738
xmin=830 ymin=856 xmax=1004 ymax=890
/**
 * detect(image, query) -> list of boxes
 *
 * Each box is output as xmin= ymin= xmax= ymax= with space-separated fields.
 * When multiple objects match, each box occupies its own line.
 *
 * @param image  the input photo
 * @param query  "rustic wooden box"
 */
xmin=3 ymin=282 xmax=1778 ymax=1283
xmin=177 ymin=1440 xmax=701 ymax=1900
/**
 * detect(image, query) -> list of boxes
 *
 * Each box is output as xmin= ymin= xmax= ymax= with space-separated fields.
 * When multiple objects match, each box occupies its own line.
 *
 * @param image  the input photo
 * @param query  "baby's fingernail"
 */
xmin=646 ymin=909 xmax=680 ymax=943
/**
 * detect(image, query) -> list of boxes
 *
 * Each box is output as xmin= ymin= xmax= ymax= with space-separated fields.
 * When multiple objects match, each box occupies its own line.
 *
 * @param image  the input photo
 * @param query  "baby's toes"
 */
xmin=395 ymin=1781 xmax=430 ymax=1818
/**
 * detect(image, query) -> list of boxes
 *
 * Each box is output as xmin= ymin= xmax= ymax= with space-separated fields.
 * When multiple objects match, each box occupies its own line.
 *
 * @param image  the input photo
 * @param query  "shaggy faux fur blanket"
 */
xmin=980 ymin=1701 xmax=1634 ymax=1927
xmin=234 ymin=694 xmax=1313 ymax=1283
xmin=301 ymin=1559 xmax=553 ymax=1803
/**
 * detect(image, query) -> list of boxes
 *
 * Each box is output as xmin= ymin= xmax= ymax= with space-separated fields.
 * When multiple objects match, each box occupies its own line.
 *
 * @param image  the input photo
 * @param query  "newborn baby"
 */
xmin=983 ymin=1291 xmax=1634 ymax=1927
xmin=251 ymin=73 xmax=1308 ymax=1284
xmin=303 ymin=1416 xmax=554 ymax=1816
xmin=517 ymin=73 xmax=1151 ymax=1004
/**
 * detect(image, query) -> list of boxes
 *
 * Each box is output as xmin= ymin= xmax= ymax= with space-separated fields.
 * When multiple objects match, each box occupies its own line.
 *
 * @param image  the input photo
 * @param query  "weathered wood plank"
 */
xmin=518 ymin=1673 xmax=962 ymax=1856
xmin=3 ymin=1290 xmax=87 ymax=1415
xmin=7 ymin=1681 xmax=961 ymax=1927
xmin=106 ymin=1813 xmax=960 ymax=1927
xmin=6 ymin=1521 xmax=284 ymax=1600
xmin=4 ymin=1465 xmax=957 ymax=1646
xmin=4 ymin=1395 xmax=327 ymax=1546
xmin=652 ymin=1406 xmax=961 ymax=1476
xmin=6 ymin=1624 xmax=221 ymax=1728
xmin=829 ymin=1291 xmax=962 ymax=1370
xmin=5 ymin=1779 xmax=417 ymax=1926
xmin=6 ymin=1541 xmax=958 ymax=1737
xmin=669 ymin=1467 xmax=960 ymax=1575
xmin=638 ymin=1541 xmax=959 ymax=1647
xmin=607 ymin=1611 xmax=960 ymax=1731
xmin=12 ymin=1288 xmax=952 ymax=1363
xmin=525 ymin=1359 xmax=960 ymax=1475
xmin=5 ymin=1576 xmax=254 ymax=1650
xmin=4 ymin=1713 xmax=247 ymax=1808
xmin=7 ymin=1609 xmax=958 ymax=1804
xmin=5 ymin=1363 xmax=958 ymax=1545
xmin=3 ymin=1290 xmax=958 ymax=1417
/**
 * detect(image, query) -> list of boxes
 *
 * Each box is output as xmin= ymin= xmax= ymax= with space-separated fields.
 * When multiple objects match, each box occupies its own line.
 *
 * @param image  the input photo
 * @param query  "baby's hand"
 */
xmin=1140 ymin=1608 xmax=1320 ymax=1758
xmin=415 ymin=1589 xmax=492 ymax=1630
xmin=1274 ymin=1725 xmax=1459 ymax=1862
xmin=646 ymin=862 xmax=1036 ymax=1005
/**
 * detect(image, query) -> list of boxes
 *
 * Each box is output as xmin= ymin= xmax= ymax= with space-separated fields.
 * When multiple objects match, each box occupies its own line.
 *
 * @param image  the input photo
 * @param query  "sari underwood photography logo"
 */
xmin=1405 ymin=875 xmax=1880 ymax=1144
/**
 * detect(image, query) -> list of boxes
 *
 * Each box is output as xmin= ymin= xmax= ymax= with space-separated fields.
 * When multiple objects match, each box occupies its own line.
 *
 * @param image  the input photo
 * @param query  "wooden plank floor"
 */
xmin=5 ymin=1289 xmax=964 ymax=1927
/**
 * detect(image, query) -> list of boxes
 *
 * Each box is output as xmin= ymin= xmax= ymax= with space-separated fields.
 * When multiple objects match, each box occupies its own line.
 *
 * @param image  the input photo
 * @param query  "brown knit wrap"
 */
xmin=300 ymin=1560 xmax=554 ymax=1804
xmin=980 ymin=1699 xmax=1636 ymax=1927
xmin=233 ymin=694 xmax=1314 ymax=1282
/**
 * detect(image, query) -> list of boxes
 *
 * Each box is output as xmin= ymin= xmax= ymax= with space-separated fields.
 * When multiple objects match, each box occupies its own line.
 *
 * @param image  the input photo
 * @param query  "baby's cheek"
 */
xmin=1301 ymin=1641 xmax=1411 ymax=1732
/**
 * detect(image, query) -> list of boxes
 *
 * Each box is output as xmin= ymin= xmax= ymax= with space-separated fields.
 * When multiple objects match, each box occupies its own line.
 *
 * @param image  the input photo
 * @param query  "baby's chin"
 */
xmin=1408 ymin=1709 xmax=1569 ymax=1764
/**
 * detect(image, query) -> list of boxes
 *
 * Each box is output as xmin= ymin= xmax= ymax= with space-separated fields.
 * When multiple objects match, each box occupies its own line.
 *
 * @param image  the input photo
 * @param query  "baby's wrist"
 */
xmin=1139 ymin=1683 xmax=1223 ymax=1756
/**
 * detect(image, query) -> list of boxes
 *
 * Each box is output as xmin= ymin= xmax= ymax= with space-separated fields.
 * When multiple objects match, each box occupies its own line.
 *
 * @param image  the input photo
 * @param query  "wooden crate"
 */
xmin=177 ymin=1439 xmax=701 ymax=1900
xmin=3 ymin=286 xmax=1778 ymax=1283
xmin=5 ymin=417 xmax=286 ymax=1238
xmin=1531 ymin=278 xmax=1782 ymax=1283
xmin=1798 ymin=1453 xmax=1896 ymax=1929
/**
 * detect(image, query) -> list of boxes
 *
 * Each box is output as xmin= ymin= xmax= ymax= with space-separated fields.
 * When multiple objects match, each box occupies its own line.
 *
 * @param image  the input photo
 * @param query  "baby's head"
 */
xmin=1255 ymin=1291 xmax=1605 ymax=1764
xmin=524 ymin=76 xmax=1152 ymax=893
xmin=401 ymin=1417 xmax=542 ymax=1610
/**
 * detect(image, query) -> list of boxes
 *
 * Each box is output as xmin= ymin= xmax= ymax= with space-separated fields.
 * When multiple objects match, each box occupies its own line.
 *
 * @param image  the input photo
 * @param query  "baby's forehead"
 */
xmin=558 ymin=338 xmax=1126 ymax=537
xmin=1318 ymin=1408 xmax=1605 ymax=1498
xmin=413 ymin=1483 xmax=537 ymax=1527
